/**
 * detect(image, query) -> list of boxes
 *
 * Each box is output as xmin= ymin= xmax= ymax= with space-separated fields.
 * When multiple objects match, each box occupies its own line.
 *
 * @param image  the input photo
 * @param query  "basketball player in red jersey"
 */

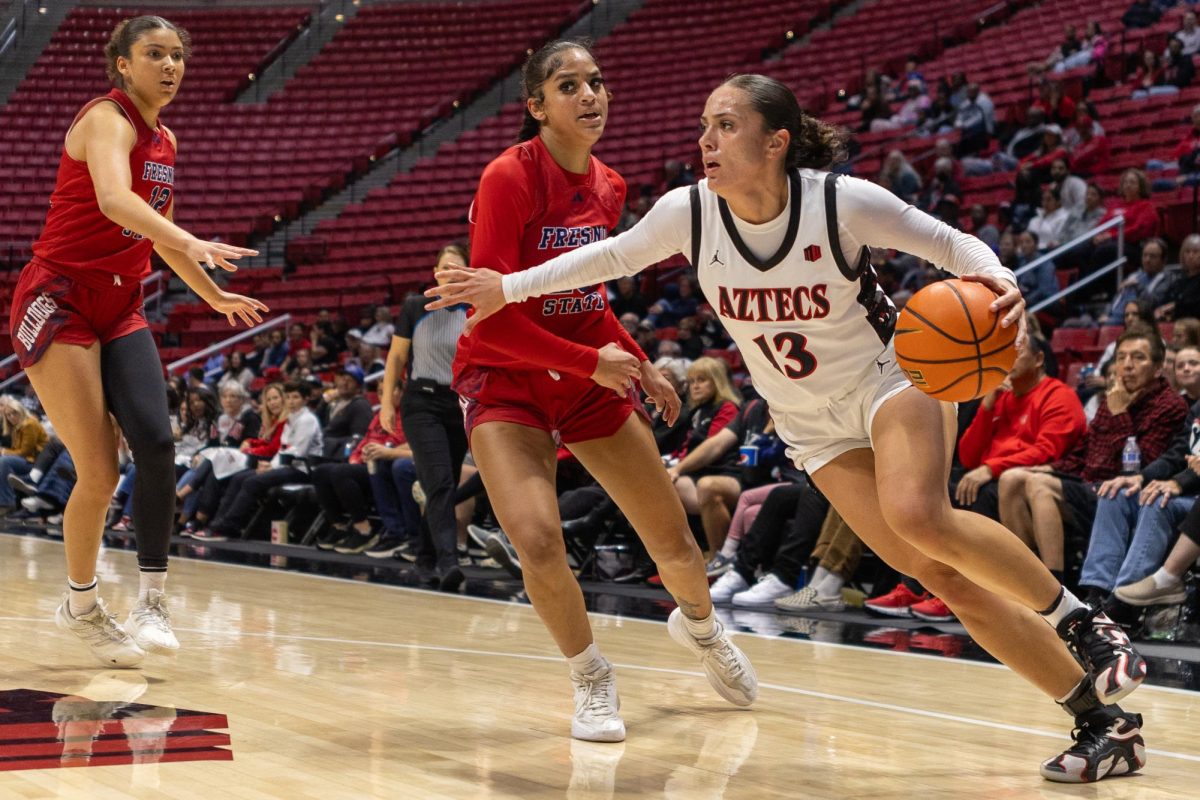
xmin=432 ymin=75 xmax=1149 ymax=782
xmin=8 ymin=16 xmax=266 ymax=668
xmin=447 ymin=40 xmax=756 ymax=742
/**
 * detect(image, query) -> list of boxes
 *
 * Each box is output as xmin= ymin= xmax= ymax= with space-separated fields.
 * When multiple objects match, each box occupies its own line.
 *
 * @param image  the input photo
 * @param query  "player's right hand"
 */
xmin=424 ymin=267 xmax=506 ymax=335
xmin=591 ymin=342 xmax=640 ymax=393
xmin=209 ymin=291 xmax=269 ymax=328
xmin=184 ymin=237 xmax=258 ymax=272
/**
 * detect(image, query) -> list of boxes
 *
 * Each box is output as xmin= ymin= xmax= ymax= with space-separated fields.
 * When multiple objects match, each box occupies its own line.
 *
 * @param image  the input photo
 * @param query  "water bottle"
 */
xmin=1122 ymin=436 xmax=1141 ymax=475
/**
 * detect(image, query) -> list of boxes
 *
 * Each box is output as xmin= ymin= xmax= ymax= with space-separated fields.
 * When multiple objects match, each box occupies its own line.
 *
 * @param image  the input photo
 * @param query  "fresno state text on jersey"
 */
xmin=537 ymin=225 xmax=608 ymax=250
xmin=542 ymin=287 xmax=607 ymax=316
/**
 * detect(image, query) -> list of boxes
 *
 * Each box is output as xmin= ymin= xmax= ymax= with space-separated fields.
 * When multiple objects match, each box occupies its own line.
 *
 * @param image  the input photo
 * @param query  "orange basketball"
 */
xmin=894 ymin=279 xmax=1018 ymax=402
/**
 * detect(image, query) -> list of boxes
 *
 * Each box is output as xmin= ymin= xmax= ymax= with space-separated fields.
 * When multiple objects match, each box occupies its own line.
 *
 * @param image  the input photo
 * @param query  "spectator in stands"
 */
xmin=1033 ymin=81 xmax=1076 ymax=127
xmin=953 ymin=83 xmax=994 ymax=156
xmin=918 ymin=84 xmax=956 ymax=136
xmin=285 ymin=322 xmax=311 ymax=356
xmin=1114 ymin=497 xmax=1200 ymax=607
xmin=280 ymin=347 xmax=313 ymax=381
xmin=194 ymin=381 xmax=323 ymax=542
xmin=264 ymin=328 xmax=288 ymax=368
xmin=1005 ymin=107 xmax=1049 ymax=167
xmin=610 ymin=275 xmax=648 ymax=319
xmin=1175 ymin=345 xmax=1200 ymax=401
xmin=313 ymin=384 xmax=413 ymax=556
xmin=1165 ymin=345 xmax=1181 ymax=392
xmin=669 ymin=393 xmax=778 ymax=566
xmin=1041 ymin=24 xmax=1083 ymax=72
xmin=1152 ymin=104 xmax=1200 ymax=186
xmin=1162 ymin=37 xmax=1196 ymax=90
xmin=878 ymin=150 xmax=921 ymax=203
xmin=1076 ymin=388 xmax=1200 ymax=616
xmin=1122 ymin=0 xmax=1161 ymax=30
xmin=175 ymin=381 xmax=261 ymax=527
xmin=668 ymin=357 xmax=740 ymax=522
xmin=1050 ymin=158 xmax=1086 ymax=214
xmin=362 ymin=305 xmax=395 ymax=348
xmin=1176 ymin=12 xmax=1200 ymax=56
xmin=871 ymin=79 xmax=930 ymax=132
xmin=634 ymin=318 xmax=657 ymax=354
xmin=1167 ymin=235 xmax=1200 ymax=319
xmin=1091 ymin=169 xmax=1160 ymax=269
xmin=1173 ymin=317 xmax=1200 ymax=349
xmin=319 ymin=365 xmax=373 ymax=460
xmin=919 ymin=158 xmax=961 ymax=215
xmin=1027 ymin=185 xmax=1070 ymax=251
xmin=674 ymin=317 xmax=705 ymax=361
xmin=1000 ymin=330 xmax=1188 ymax=580
xmin=0 ymin=396 xmax=48 ymax=514
xmin=356 ymin=341 xmax=386 ymax=375
xmin=650 ymin=358 xmax=692 ymax=456
xmin=858 ymin=84 xmax=892 ymax=133
xmin=955 ymin=337 xmax=1086 ymax=521
xmin=1067 ymin=115 xmax=1111 ymax=178
xmin=1020 ymin=126 xmax=1069 ymax=181
xmin=1053 ymin=21 xmax=1108 ymax=73
xmin=1105 ymin=239 xmax=1177 ymax=322
xmin=968 ymin=204 xmax=1000 ymax=251
xmin=615 ymin=195 xmax=650 ymax=234
xmin=175 ymin=388 xmax=218 ymax=471
xmin=1062 ymin=182 xmax=1107 ymax=244
xmin=663 ymin=160 xmax=695 ymax=191
xmin=185 ymin=367 xmax=207 ymax=393
xmin=243 ymin=332 xmax=269 ymax=375
xmin=1015 ymin=230 xmax=1059 ymax=306
xmin=219 ymin=351 xmax=255 ymax=391
xmin=1130 ymin=49 xmax=1169 ymax=100
xmin=997 ymin=229 xmax=1018 ymax=269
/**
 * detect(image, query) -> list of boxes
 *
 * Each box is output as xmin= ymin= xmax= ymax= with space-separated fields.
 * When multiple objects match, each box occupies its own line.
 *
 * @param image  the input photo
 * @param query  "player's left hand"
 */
xmin=962 ymin=273 xmax=1026 ymax=350
xmin=424 ymin=268 xmax=506 ymax=335
xmin=639 ymin=360 xmax=681 ymax=426
xmin=209 ymin=291 xmax=269 ymax=328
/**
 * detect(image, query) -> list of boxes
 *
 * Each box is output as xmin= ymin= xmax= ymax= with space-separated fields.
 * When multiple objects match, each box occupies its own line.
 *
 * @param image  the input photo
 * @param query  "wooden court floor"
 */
xmin=0 ymin=532 xmax=1197 ymax=799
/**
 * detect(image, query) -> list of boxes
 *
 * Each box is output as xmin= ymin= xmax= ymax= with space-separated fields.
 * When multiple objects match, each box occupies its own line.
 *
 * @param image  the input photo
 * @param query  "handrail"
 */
xmin=364 ymin=369 xmax=384 ymax=386
xmin=1029 ymin=256 xmax=1127 ymax=313
xmin=1012 ymin=214 xmax=1125 ymax=281
xmin=166 ymin=314 xmax=291 ymax=375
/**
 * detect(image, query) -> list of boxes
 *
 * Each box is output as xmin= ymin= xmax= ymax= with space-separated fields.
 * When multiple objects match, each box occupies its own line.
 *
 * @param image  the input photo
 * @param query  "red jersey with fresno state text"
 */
xmin=32 ymin=88 xmax=175 ymax=290
xmin=454 ymin=135 xmax=646 ymax=381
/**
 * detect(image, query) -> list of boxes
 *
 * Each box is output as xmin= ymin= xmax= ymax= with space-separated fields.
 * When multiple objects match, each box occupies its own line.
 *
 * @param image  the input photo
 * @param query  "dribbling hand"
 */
xmin=208 ymin=291 xmax=270 ymax=328
xmin=183 ymin=237 xmax=258 ymax=272
xmin=592 ymin=342 xmax=640 ymax=394
xmin=961 ymin=273 xmax=1026 ymax=350
xmin=424 ymin=268 xmax=506 ymax=335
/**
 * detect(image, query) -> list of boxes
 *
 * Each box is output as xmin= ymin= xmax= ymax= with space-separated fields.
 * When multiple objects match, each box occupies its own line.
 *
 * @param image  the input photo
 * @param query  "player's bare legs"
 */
xmin=570 ymin=414 xmax=756 ymax=706
xmin=27 ymin=341 xmax=143 ymax=667
xmin=470 ymin=421 xmax=623 ymax=741
xmin=470 ymin=422 xmax=592 ymax=656
xmin=869 ymin=389 xmax=1064 ymax=609
xmin=810 ymin=446 xmax=1083 ymax=698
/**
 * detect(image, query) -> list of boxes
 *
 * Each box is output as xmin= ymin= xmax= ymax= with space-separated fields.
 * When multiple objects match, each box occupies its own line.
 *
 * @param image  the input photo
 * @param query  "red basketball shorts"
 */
xmin=457 ymin=364 xmax=639 ymax=444
xmin=8 ymin=261 xmax=148 ymax=369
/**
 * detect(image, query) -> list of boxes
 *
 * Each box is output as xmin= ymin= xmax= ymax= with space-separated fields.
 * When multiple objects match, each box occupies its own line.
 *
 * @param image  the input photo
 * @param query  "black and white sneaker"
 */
xmin=1040 ymin=709 xmax=1145 ymax=783
xmin=485 ymin=530 xmax=522 ymax=579
xmin=1058 ymin=607 xmax=1148 ymax=704
xmin=314 ymin=526 xmax=346 ymax=551
xmin=7 ymin=473 xmax=38 ymax=497
xmin=364 ymin=537 xmax=406 ymax=559
xmin=393 ymin=539 xmax=418 ymax=563
xmin=333 ymin=530 xmax=380 ymax=554
xmin=466 ymin=524 xmax=497 ymax=551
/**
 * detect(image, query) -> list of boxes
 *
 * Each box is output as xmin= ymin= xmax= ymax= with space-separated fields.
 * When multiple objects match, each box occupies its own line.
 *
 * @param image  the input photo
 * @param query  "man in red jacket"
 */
xmin=954 ymin=337 xmax=1087 ymax=520
xmin=999 ymin=330 xmax=1189 ymax=582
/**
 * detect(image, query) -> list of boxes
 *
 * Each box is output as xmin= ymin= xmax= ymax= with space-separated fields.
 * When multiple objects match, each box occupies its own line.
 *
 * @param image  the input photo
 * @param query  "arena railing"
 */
xmin=165 ymin=313 xmax=291 ymax=376
xmin=1011 ymin=214 xmax=1126 ymax=314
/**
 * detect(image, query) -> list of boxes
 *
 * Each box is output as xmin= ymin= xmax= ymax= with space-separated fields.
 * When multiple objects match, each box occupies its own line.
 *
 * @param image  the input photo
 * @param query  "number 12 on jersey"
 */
xmin=752 ymin=332 xmax=817 ymax=379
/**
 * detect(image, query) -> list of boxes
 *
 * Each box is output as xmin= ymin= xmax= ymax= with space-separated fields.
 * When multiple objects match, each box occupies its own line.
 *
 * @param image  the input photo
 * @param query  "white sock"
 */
xmin=815 ymin=572 xmax=844 ymax=599
xmin=68 ymin=577 xmax=98 ymax=617
xmin=681 ymin=607 xmax=717 ymax=641
xmin=138 ymin=570 xmax=167 ymax=600
xmin=28 ymin=468 xmax=42 ymax=483
xmin=1152 ymin=567 xmax=1181 ymax=589
xmin=566 ymin=643 xmax=608 ymax=676
xmin=810 ymin=565 xmax=832 ymax=588
xmin=1039 ymin=587 xmax=1087 ymax=627
xmin=719 ymin=538 xmax=739 ymax=559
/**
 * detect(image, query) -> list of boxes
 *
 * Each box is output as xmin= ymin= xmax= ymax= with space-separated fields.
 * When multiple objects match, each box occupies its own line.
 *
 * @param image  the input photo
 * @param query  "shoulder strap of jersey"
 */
xmin=823 ymin=172 xmax=870 ymax=282
xmin=689 ymin=184 xmax=701 ymax=267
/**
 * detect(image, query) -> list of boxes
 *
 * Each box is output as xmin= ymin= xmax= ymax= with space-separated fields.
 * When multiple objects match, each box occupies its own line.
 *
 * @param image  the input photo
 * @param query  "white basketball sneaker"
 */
xmin=731 ymin=573 xmax=793 ymax=608
xmin=667 ymin=608 xmax=758 ymax=707
xmin=570 ymin=662 xmax=625 ymax=742
xmin=124 ymin=589 xmax=180 ymax=653
xmin=709 ymin=570 xmax=750 ymax=605
xmin=55 ymin=597 xmax=144 ymax=668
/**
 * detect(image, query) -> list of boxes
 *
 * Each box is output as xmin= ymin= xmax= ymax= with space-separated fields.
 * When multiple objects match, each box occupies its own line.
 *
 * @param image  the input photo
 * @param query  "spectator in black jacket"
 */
xmin=321 ymin=365 xmax=374 ymax=460
xmin=1122 ymin=0 xmax=1161 ymax=30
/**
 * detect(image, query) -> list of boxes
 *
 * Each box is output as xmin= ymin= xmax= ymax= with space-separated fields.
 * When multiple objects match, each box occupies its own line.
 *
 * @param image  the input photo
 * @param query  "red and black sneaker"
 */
xmin=1040 ymin=709 xmax=1145 ymax=783
xmin=1057 ymin=607 xmax=1147 ymax=704
xmin=864 ymin=583 xmax=928 ymax=618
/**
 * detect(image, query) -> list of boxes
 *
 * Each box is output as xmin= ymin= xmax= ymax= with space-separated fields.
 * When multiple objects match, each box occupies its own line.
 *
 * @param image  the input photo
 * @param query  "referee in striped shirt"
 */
xmin=381 ymin=244 xmax=470 ymax=590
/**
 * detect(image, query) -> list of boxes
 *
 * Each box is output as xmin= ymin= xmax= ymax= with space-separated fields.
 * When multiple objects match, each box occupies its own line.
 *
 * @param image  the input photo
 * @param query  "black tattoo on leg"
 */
xmin=677 ymin=597 xmax=704 ymax=619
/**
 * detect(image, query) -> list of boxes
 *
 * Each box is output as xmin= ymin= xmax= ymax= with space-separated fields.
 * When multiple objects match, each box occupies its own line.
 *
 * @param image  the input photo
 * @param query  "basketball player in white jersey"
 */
xmin=429 ymin=75 xmax=1148 ymax=783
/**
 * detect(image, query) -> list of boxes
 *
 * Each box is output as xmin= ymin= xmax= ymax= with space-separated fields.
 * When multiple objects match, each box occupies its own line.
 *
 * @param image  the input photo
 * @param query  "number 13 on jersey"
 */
xmin=753 ymin=332 xmax=817 ymax=379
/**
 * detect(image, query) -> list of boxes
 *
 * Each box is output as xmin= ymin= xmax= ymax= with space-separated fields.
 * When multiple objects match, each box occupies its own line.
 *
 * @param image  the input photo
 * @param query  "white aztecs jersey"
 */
xmin=690 ymin=169 xmax=896 ymax=414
